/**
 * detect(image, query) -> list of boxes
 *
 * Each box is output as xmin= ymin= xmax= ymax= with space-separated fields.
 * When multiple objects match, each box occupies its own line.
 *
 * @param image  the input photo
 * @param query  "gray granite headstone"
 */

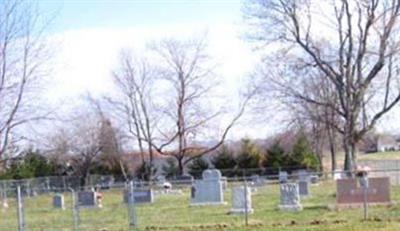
xmin=279 ymin=183 xmax=302 ymax=211
xmin=230 ymin=186 xmax=253 ymax=214
xmin=77 ymin=191 xmax=97 ymax=207
xmin=279 ymin=171 xmax=288 ymax=183
xmin=250 ymin=175 xmax=267 ymax=187
xmin=124 ymin=189 xmax=154 ymax=204
xmin=191 ymin=169 xmax=225 ymax=205
xmin=53 ymin=194 xmax=65 ymax=209
xmin=298 ymin=170 xmax=309 ymax=182
xmin=310 ymin=175 xmax=319 ymax=184
xmin=298 ymin=181 xmax=309 ymax=196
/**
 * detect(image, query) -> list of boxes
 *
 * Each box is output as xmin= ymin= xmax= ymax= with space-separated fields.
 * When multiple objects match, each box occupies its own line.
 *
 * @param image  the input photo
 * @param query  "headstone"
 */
xmin=174 ymin=175 xmax=194 ymax=185
xmin=279 ymin=183 xmax=302 ymax=211
xmin=221 ymin=177 xmax=228 ymax=190
xmin=298 ymin=181 xmax=309 ymax=197
xmin=279 ymin=171 xmax=288 ymax=183
xmin=77 ymin=191 xmax=97 ymax=208
xmin=124 ymin=188 xmax=154 ymax=204
xmin=230 ymin=186 xmax=253 ymax=214
xmin=250 ymin=175 xmax=267 ymax=187
xmin=336 ymin=177 xmax=391 ymax=207
xmin=333 ymin=169 xmax=342 ymax=180
xmin=298 ymin=170 xmax=309 ymax=182
xmin=53 ymin=194 xmax=65 ymax=209
xmin=191 ymin=169 xmax=225 ymax=205
xmin=310 ymin=175 xmax=319 ymax=184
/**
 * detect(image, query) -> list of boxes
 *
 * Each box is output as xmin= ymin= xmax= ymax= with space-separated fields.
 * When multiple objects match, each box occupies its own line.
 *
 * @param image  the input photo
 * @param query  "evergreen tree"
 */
xmin=212 ymin=145 xmax=236 ymax=168
xmin=187 ymin=157 xmax=209 ymax=178
xmin=162 ymin=158 xmax=179 ymax=179
xmin=235 ymin=139 xmax=262 ymax=174
xmin=290 ymin=134 xmax=319 ymax=170
xmin=263 ymin=140 xmax=287 ymax=169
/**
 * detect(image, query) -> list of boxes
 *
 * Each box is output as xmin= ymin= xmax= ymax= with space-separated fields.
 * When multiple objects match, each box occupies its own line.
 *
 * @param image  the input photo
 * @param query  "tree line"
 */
xmin=0 ymin=131 xmax=319 ymax=182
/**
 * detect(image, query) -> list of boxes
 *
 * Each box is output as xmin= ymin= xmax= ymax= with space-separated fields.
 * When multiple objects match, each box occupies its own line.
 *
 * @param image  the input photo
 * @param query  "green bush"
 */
xmin=290 ymin=133 xmax=320 ymax=170
xmin=135 ymin=161 xmax=157 ymax=181
xmin=235 ymin=139 xmax=262 ymax=175
xmin=0 ymin=150 xmax=56 ymax=179
xmin=211 ymin=145 xmax=236 ymax=176
xmin=262 ymin=140 xmax=287 ymax=169
xmin=187 ymin=157 xmax=209 ymax=178
xmin=162 ymin=158 xmax=179 ymax=179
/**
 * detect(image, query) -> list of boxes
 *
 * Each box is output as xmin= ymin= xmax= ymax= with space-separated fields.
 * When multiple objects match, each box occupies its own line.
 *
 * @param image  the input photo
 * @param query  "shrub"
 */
xmin=187 ymin=157 xmax=209 ymax=178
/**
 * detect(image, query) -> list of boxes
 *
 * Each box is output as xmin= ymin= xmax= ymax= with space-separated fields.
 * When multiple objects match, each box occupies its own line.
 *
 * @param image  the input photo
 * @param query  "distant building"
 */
xmin=361 ymin=134 xmax=400 ymax=153
xmin=376 ymin=135 xmax=399 ymax=152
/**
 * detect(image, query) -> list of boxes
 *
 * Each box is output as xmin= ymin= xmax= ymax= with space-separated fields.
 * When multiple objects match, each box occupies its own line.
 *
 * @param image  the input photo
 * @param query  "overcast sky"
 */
xmin=36 ymin=0 xmax=281 ymax=139
xmin=37 ymin=0 xmax=400 ymax=138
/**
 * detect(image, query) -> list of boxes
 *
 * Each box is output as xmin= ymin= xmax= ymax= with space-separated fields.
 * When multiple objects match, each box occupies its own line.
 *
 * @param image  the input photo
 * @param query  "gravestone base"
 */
xmin=279 ymin=204 xmax=303 ymax=212
xmin=190 ymin=201 xmax=227 ymax=206
xmin=333 ymin=202 xmax=394 ymax=210
xmin=229 ymin=207 xmax=254 ymax=214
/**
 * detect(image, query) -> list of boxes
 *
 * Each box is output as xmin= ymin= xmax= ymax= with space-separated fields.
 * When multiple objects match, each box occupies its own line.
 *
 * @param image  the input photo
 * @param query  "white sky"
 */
xmin=39 ymin=0 xmax=400 ymax=140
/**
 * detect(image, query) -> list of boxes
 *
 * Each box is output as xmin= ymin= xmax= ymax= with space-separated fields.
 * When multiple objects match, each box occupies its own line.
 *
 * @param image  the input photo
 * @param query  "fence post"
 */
xmin=69 ymin=188 xmax=79 ymax=231
xmin=16 ymin=186 xmax=25 ymax=231
xmin=243 ymin=180 xmax=249 ymax=226
xmin=128 ymin=181 xmax=137 ymax=229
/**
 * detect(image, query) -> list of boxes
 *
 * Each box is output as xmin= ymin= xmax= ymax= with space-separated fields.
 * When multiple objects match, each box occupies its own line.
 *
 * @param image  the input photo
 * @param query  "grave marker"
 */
xmin=230 ymin=186 xmax=253 ymax=214
xmin=279 ymin=171 xmax=288 ymax=183
xmin=279 ymin=183 xmax=302 ymax=212
xmin=191 ymin=169 xmax=225 ymax=205
xmin=336 ymin=177 xmax=391 ymax=208
xmin=77 ymin=191 xmax=97 ymax=208
xmin=53 ymin=194 xmax=65 ymax=209
xmin=298 ymin=181 xmax=309 ymax=197
xmin=124 ymin=189 xmax=154 ymax=204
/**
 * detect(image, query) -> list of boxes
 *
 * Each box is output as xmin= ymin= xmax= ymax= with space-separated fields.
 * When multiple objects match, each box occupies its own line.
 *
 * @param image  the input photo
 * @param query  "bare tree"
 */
xmin=0 ymin=0 xmax=51 ymax=159
xmin=108 ymin=52 xmax=158 ymax=178
xmin=246 ymin=0 xmax=400 ymax=171
xmin=147 ymin=37 xmax=252 ymax=175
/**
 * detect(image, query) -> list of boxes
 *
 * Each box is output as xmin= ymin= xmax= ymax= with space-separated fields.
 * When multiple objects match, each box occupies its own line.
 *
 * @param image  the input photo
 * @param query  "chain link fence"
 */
xmin=0 ymin=169 xmax=400 ymax=230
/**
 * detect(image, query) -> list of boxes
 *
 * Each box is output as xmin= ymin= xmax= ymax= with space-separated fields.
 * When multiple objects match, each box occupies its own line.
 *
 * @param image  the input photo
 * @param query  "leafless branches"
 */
xmin=0 ymin=0 xmax=51 ymax=158
xmin=247 ymin=0 xmax=400 ymax=170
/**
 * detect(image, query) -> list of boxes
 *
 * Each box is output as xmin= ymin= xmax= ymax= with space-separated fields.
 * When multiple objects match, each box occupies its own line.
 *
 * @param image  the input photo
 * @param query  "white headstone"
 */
xmin=279 ymin=183 xmax=302 ymax=212
xmin=191 ymin=169 xmax=225 ymax=205
xmin=333 ymin=169 xmax=342 ymax=180
xmin=230 ymin=186 xmax=253 ymax=214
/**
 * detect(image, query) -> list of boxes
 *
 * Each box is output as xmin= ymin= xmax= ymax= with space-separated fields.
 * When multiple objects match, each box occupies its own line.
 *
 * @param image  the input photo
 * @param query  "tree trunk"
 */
xmin=327 ymin=126 xmax=337 ymax=171
xmin=177 ymin=157 xmax=184 ymax=176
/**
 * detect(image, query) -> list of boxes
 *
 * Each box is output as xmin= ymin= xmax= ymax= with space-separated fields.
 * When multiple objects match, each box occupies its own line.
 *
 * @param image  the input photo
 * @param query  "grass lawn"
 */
xmin=1 ymin=181 xmax=400 ymax=230
xmin=359 ymin=151 xmax=400 ymax=161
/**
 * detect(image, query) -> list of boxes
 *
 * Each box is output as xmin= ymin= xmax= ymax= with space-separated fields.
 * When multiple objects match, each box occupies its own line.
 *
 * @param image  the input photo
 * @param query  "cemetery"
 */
xmin=1 ymin=172 xmax=400 ymax=231
xmin=3 ymin=0 xmax=400 ymax=230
